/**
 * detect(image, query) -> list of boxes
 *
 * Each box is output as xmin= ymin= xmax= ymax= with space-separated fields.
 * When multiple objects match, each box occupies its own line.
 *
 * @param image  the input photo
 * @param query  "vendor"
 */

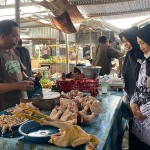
xmin=0 ymin=20 xmax=34 ymax=111
xmin=66 ymin=67 xmax=81 ymax=79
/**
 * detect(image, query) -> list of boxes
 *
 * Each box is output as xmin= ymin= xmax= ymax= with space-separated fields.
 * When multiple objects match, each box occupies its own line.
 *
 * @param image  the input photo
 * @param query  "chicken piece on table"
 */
xmin=13 ymin=105 xmax=99 ymax=150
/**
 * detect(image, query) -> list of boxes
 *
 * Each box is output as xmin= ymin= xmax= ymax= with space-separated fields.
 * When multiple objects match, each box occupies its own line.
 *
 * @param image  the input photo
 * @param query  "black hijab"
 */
xmin=134 ymin=24 xmax=150 ymax=76
xmin=119 ymin=26 xmax=145 ymax=98
xmin=134 ymin=24 xmax=150 ymax=46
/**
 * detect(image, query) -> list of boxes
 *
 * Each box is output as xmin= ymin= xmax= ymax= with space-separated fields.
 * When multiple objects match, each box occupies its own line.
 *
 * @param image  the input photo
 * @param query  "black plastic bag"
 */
xmin=27 ymin=77 xmax=43 ymax=99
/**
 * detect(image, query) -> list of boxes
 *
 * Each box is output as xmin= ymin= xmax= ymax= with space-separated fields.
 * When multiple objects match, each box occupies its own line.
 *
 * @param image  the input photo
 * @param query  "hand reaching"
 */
xmin=17 ymin=81 xmax=34 ymax=91
xmin=130 ymin=103 xmax=147 ymax=122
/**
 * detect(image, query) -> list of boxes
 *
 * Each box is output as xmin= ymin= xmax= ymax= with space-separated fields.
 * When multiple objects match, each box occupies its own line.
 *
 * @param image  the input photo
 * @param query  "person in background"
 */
xmin=116 ymin=42 xmax=122 ymax=52
xmin=85 ymin=55 xmax=92 ymax=65
xmin=129 ymin=24 xmax=150 ymax=150
xmin=42 ymin=49 xmax=49 ymax=59
xmin=66 ymin=67 xmax=81 ymax=79
xmin=92 ymin=35 xmax=124 ymax=76
xmin=107 ymin=40 xmax=112 ymax=46
xmin=119 ymin=26 xmax=145 ymax=150
xmin=16 ymin=39 xmax=32 ymax=77
xmin=0 ymin=20 xmax=34 ymax=111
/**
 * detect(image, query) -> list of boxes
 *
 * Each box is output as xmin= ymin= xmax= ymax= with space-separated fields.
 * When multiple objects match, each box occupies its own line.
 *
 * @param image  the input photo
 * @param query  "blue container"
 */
xmin=19 ymin=120 xmax=58 ymax=143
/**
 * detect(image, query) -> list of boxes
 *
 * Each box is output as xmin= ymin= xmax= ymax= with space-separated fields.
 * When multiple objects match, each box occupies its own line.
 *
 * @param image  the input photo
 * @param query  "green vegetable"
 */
xmin=101 ymin=83 xmax=108 ymax=87
xmin=40 ymin=78 xmax=49 ymax=84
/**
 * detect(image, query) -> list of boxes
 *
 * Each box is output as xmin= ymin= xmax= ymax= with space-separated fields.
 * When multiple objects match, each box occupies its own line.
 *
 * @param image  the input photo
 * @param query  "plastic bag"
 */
xmin=27 ymin=77 xmax=43 ymax=99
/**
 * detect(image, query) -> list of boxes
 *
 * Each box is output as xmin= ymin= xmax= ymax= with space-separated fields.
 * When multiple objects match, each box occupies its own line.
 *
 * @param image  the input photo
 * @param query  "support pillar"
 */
xmin=15 ymin=0 xmax=20 ymax=37
xmin=65 ymin=34 xmax=69 ymax=73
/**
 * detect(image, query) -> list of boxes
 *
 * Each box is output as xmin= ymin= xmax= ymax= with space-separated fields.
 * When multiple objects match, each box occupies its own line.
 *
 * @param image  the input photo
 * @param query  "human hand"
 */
xmin=17 ymin=80 xmax=34 ymax=91
xmin=27 ymin=77 xmax=35 ymax=82
xmin=130 ymin=103 xmax=147 ymax=122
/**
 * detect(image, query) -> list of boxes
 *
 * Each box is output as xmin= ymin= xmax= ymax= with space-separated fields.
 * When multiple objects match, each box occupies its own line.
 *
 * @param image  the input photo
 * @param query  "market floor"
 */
xmin=122 ymin=128 xmax=129 ymax=150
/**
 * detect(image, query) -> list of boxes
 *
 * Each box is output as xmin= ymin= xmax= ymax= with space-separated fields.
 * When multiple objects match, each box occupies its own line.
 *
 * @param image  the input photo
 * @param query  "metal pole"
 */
xmin=90 ymin=30 xmax=92 ymax=59
xmin=65 ymin=34 xmax=69 ymax=73
xmin=15 ymin=0 xmax=20 ymax=37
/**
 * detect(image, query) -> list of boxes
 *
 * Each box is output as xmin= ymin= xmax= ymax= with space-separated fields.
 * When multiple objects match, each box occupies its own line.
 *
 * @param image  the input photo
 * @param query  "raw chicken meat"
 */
xmin=50 ymin=106 xmax=63 ymax=120
xmin=61 ymin=90 xmax=83 ymax=99
xmin=60 ymin=98 xmax=78 ymax=112
xmin=49 ymin=91 xmax=100 ymax=125
xmin=0 ymin=115 xmax=23 ymax=135
xmin=13 ymin=102 xmax=39 ymax=115
xmin=13 ymin=105 xmax=99 ymax=149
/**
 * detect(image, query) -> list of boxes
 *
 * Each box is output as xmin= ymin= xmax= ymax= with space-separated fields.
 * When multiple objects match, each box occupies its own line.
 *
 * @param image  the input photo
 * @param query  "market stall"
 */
xmin=0 ymin=90 xmax=125 ymax=150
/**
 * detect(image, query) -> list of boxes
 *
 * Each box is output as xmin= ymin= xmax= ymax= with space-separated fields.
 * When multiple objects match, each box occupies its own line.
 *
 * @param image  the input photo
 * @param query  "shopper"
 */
xmin=119 ymin=26 xmax=145 ymax=150
xmin=128 ymin=24 xmax=150 ymax=150
xmin=16 ymin=39 xmax=32 ymax=77
xmin=0 ymin=20 xmax=34 ymax=111
xmin=92 ymin=36 xmax=124 ymax=76
xmin=119 ymin=26 xmax=145 ymax=114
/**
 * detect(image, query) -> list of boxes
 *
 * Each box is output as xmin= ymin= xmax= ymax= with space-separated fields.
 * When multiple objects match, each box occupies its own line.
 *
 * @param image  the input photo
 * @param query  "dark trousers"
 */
xmin=129 ymin=120 xmax=150 ymax=150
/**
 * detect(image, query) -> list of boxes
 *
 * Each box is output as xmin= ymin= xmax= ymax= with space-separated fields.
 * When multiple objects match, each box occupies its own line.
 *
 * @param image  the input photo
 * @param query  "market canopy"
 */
xmin=0 ymin=0 xmax=150 ymax=34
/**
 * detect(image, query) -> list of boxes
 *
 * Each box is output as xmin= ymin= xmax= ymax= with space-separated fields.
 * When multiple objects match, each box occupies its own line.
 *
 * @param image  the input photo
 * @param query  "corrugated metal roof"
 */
xmin=68 ymin=0 xmax=135 ymax=5
xmin=77 ymin=0 xmax=150 ymax=15
xmin=74 ymin=0 xmax=150 ymax=31
xmin=101 ymin=12 xmax=150 ymax=20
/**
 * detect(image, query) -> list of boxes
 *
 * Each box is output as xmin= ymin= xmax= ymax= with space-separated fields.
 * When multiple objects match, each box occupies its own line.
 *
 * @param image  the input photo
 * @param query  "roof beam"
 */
xmin=22 ymin=38 xmax=55 ymax=40
xmin=0 ymin=2 xmax=34 ymax=9
xmin=102 ymin=21 xmax=121 ymax=34
xmin=70 ymin=0 xmax=137 ymax=6
xmin=22 ymin=17 xmax=58 ymax=30
xmin=87 ymin=9 xmax=150 ymax=17
xmin=20 ymin=22 xmax=43 ymax=28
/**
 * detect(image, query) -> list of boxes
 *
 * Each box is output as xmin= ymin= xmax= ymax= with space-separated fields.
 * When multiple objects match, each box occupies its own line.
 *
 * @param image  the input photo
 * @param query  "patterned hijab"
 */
xmin=119 ymin=26 xmax=145 ymax=98
xmin=134 ymin=24 xmax=150 ymax=77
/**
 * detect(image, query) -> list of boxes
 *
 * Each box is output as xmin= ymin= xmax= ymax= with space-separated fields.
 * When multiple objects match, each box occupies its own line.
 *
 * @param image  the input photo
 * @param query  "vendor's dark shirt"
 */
xmin=0 ymin=49 xmax=24 ymax=111
xmin=16 ymin=47 xmax=32 ymax=77
xmin=66 ymin=72 xmax=72 ymax=78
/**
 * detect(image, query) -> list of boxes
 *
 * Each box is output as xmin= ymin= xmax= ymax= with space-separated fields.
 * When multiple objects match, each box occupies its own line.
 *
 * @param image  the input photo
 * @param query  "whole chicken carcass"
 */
xmin=50 ymin=106 xmax=63 ymax=120
xmin=78 ymin=105 xmax=96 ymax=124
xmin=47 ymin=119 xmax=99 ymax=149
xmin=13 ymin=105 xmax=99 ymax=150
xmin=61 ymin=90 xmax=83 ymax=99
xmin=88 ymin=100 xmax=100 ymax=116
xmin=60 ymin=98 xmax=78 ymax=112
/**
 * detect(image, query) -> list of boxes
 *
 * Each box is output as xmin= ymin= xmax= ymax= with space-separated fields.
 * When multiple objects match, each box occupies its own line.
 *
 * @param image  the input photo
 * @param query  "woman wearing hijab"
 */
xmin=119 ymin=26 xmax=144 ymax=106
xmin=129 ymin=24 xmax=150 ymax=150
xmin=119 ymin=27 xmax=145 ymax=150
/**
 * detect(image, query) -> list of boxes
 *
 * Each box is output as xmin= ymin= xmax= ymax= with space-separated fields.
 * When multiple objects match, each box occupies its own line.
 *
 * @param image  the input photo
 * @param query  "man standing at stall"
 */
xmin=93 ymin=36 xmax=124 ymax=76
xmin=0 ymin=20 xmax=34 ymax=111
xmin=16 ymin=39 xmax=32 ymax=77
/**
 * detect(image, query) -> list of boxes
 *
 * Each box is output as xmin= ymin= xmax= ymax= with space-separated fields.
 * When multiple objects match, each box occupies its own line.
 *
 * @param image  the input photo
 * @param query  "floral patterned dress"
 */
xmin=130 ymin=60 xmax=150 ymax=145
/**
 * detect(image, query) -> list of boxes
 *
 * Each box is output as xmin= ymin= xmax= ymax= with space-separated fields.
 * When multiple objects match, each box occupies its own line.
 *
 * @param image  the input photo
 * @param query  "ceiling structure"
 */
xmin=0 ymin=0 xmax=150 ymax=36
xmin=32 ymin=0 xmax=150 ymax=33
